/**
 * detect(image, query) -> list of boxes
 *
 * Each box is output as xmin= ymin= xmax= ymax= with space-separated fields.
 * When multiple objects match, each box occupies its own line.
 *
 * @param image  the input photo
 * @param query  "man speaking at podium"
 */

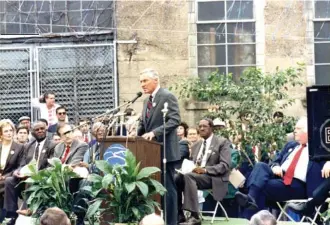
xmin=137 ymin=68 xmax=181 ymax=225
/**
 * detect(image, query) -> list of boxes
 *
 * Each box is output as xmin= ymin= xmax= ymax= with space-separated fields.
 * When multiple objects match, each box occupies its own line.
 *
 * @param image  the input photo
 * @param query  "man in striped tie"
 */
xmin=235 ymin=117 xmax=309 ymax=218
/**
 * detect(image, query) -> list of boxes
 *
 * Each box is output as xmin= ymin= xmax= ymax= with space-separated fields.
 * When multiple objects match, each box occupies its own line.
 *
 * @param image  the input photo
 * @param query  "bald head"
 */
xmin=139 ymin=213 xmax=164 ymax=225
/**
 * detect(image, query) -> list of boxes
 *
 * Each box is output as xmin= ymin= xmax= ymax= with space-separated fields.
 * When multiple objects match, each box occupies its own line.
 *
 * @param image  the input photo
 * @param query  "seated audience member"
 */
xmin=52 ymin=134 xmax=61 ymax=144
xmin=235 ymin=117 xmax=308 ymax=217
xmin=187 ymin=127 xmax=200 ymax=145
xmin=16 ymin=126 xmax=29 ymax=144
xmin=48 ymin=106 xmax=67 ymax=134
xmin=140 ymin=213 xmax=164 ymax=225
xmin=249 ymin=210 xmax=277 ymax=225
xmin=82 ymin=122 xmax=105 ymax=172
xmin=73 ymin=129 xmax=84 ymax=142
xmin=0 ymin=120 xmax=25 ymax=224
xmin=176 ymin=122 xmax=190 ymax=168
xmin=40 ymin=207 xmax=71 ymax=225
xmin=213 ymin=118 xmax=226 ymax=133
xmin=78 ymin=118 xmax=92 ymax=143
xmin=17 ymin=116 xmax=31 ymax=130
xmin=54 ymin=123 xmax=88 ymax=165
xmin=6 ymin=121 xmax=57 ymax=220
xmin=176 ymin=118 xmax=231 ymax=224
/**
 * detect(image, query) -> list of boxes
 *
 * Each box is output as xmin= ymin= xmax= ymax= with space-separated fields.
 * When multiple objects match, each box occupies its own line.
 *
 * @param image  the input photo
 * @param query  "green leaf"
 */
xmin=136 ymin=181 xmax=148 ymax=197
xmin=86 ymin=199 xmax=103 ymax=219
xmin=87 ymin=174 xmax=103 ymax=183
xmin=95 ymin=160 xmax=112 ymax=174
xmin=102 ymin=174 xmax=114 ymax=189
xmin=136 ymin=167 xmax=160 ymax=180
xmin=125 ymin=182 xmax=136 ymax=194
xmin=150 ymin=179 xmax=166 ymax=195
xmin=47 ymin=157 xmax=62 ymax=167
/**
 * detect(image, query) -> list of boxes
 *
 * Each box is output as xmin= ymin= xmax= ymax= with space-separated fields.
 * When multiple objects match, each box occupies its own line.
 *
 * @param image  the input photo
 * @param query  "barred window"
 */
xmin=197 ymin=0 xmax=256 ymax=81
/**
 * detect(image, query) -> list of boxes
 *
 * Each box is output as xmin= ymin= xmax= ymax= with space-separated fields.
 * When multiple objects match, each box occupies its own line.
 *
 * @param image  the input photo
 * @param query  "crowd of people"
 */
xmin=0 ymin=68 xmax=329 ymax=225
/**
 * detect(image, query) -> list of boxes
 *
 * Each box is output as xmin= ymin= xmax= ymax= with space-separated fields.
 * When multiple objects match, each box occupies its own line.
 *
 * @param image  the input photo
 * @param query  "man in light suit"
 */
xmin=54 ymin=123 xmax=88 ymax=165
xmin=137 ymin=68 xmax=181 ymax=225
xmin=5 ymin=121 xmax=57 ymax=218
xmin=176 ymin=118 xmax=231 ymax=224
xmin=235 ymin=117 xmax=309 ymax=218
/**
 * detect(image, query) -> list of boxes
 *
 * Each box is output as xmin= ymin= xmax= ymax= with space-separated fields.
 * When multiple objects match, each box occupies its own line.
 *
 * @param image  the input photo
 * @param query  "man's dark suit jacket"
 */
xmin=191 ymin=135 xmax=231 ymax=201
xmin=54 ymin=139 xmax=88 ymax=165
xmin=21 ymin=139 xmax=57 ymax=170
xmin=137 ymin=88 xmax=181 ymax=162
xmin=270 ymin=141 xmax=324 ymax=197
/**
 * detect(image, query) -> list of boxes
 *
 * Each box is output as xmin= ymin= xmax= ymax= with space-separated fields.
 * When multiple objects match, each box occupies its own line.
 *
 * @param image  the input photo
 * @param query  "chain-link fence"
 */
xmin=0 ymin=48 xmax=31 ymax=124
xmin=37 ymin=44 xmax=116 ymax=124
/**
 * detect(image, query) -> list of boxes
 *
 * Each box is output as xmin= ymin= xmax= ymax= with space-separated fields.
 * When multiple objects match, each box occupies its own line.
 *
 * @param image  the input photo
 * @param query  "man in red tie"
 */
xmin=234 ymin=117 xmax=309 ymax=217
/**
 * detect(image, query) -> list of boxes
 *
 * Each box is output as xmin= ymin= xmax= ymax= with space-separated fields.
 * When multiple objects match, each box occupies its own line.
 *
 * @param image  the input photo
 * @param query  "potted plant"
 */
xmin=85 ymin=150 xmax=166 ymax=225
xmin=22 ymin=158 xmax=83 ymax=224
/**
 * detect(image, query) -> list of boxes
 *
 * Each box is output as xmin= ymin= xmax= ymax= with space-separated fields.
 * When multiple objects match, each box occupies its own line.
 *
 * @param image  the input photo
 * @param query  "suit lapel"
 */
xmin=192 ymin=141 xmax=202 ymax=163
xmin=5 ymin=142 xmax=16 ymax=168
xmin=142 ymin=98 xmax=148 ymax=126
xmin=38 ymin=139 xmax=49 ymax=168
xmin=65 ymin=140 xmax=78 ymax=163
xmin=205 ymin=136 xmax=217 ymax=163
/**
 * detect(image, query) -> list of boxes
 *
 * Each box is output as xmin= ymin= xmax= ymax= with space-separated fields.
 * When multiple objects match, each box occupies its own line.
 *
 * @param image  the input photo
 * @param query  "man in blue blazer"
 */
xmin=235 ymin=117 xmax=309 ymax=215
xmin=137 ymin=68 xmax=181 ymax=225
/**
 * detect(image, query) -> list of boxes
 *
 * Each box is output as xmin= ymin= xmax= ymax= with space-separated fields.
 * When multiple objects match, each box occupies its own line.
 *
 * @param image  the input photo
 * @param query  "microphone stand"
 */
xmin=161 ymin=103 xmax=168 ymax=225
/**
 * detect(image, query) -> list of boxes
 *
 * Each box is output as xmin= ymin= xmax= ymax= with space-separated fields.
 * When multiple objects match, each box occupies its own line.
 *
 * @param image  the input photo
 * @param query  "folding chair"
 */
xmin=276 ymin=198 xmax=330 ymax=225
xmin=200 ymin=190 xmax=229 ymax=224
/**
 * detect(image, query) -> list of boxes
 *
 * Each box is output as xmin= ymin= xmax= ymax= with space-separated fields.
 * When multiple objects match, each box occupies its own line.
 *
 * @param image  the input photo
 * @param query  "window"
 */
xmin=314 ymin=0 xmax=330 ymax=84
xmin=197 ymin=0 xmax=256 ymax=81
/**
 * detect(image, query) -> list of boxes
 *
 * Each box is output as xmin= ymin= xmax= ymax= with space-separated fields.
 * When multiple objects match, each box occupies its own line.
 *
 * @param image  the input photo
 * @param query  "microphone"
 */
xmin=129 ymin=92 xmax=143 ymax=104
xmin=162 ymin=102 xmax=168 ymax=114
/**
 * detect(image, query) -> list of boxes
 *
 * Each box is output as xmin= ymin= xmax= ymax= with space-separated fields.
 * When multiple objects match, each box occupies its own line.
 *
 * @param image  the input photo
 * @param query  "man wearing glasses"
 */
xmin=54 ymin=123 xmax=88 ymax=165
xmin=48 ymin=106 xmax=68 ymax=134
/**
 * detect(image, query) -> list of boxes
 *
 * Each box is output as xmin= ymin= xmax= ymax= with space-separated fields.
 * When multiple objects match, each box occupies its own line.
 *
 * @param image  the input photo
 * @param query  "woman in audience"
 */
xmin=176 ymin=122 xmax=190 ymax=169
xmin=0 ymin=119 xmax=25 ymax=224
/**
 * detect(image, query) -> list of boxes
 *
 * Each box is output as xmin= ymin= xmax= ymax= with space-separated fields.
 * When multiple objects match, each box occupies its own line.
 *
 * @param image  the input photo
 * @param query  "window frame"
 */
xmin=196 ymin=0 xmax=256 ymax=77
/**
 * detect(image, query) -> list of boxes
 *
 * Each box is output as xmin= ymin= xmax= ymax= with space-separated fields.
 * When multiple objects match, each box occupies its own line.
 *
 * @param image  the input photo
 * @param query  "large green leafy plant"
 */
xmin=172 ymin=66 xmax=304 ymax=160
xmin=23 ymin=158 xmax=80 ymax=219
xmin=86 ymin=150 xmax=166 ymax=224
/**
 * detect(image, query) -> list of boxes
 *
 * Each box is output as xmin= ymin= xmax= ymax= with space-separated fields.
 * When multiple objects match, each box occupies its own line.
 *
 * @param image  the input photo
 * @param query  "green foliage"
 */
xmin=172 ymin=66 xmax=304 ymax=159
xmin=86 ymin=150 xmax=166 ymax=223
xmin=23 ymin=158 xmax=79 ymax=219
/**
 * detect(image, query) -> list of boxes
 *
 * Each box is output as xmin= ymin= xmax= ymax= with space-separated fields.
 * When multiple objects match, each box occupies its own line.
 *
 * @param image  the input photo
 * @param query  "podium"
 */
xmin=99 ymin=136 xmax=162 ymax=224
xmin=100 ymin=136 xmax=162 ymax=180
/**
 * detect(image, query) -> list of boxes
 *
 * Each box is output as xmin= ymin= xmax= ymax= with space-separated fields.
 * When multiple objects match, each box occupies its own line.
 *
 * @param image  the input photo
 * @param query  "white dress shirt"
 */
xmin=281 ymin=144 xmax=309 ymax=182
xmin=34 ymin=139 xmax=46 ymax=164
xmin=196 ymin=134 xmax=214 ymax=167
xmin=0 ymin=143 xmax=11 ymax=169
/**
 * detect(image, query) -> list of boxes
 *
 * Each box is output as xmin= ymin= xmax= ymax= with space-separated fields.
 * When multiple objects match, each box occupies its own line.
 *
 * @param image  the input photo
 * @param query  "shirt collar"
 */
xmin=151 ymin=85 xmax=160 ymax=99
xmin=203 ymin=134 xmax=213 ymax=145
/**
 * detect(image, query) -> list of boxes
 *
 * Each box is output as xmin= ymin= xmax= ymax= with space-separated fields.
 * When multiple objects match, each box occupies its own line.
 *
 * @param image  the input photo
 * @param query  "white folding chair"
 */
xmin=199 ymin=190 xmax=229 ymax=224
xmin=276 ymin=198 xmax=330 ymax=225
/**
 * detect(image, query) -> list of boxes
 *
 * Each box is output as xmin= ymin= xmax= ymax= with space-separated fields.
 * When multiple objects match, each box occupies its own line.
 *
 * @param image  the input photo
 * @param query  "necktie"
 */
xmin=34 ymin=143 xmax=40 ymax=160
xmin=197 ymin=140 xmax=207 ymax=166
xmin=283 ymin=144 xmax=306 ymax=185
xmin=146 ymin=95 xmax=153 ymax=119
xmin=84 ymin=134 xmax=88 ymax=143
xmin=61 ymin=145 xmax=70 ymax=164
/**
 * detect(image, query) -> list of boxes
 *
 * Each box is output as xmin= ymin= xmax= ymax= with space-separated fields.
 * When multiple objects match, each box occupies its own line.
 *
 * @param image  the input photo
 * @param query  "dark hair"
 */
xmin=179 ymin=122 xmax=189 ymax=137
xmin=40 ymin=207 xmax=70 ymax=225
xmin=38 ymin=118 xmax=49 ymax=126
xmin=201 ymin=118 xmax=214 ymax=128
xmin=273 ymin=111 xmax=284 ymax=118
xmin=56 ymin=106 xmax=67 ymax=114
xmin=79 ymin=118 xmax=89 ymax=124
xmin=16 ymin=126 xmax=29 ymax=134
xmin=124 ymin=108 xmax=135 ymax=116
xmin=44 ymin=91 xmax=55 ymax=99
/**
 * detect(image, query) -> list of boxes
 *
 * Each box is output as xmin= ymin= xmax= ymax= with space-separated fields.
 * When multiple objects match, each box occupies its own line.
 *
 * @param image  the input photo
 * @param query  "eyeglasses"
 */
xmin=62 ymin=130 xmax=72 ymax=136
xmin=58 ymin=112 xmax=66 ymax=115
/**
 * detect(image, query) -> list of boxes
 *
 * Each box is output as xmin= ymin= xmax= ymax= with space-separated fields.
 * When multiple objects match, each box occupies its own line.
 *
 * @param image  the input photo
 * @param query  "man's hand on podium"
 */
xmin=142 ymin=132 xmax=155 ymax=141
